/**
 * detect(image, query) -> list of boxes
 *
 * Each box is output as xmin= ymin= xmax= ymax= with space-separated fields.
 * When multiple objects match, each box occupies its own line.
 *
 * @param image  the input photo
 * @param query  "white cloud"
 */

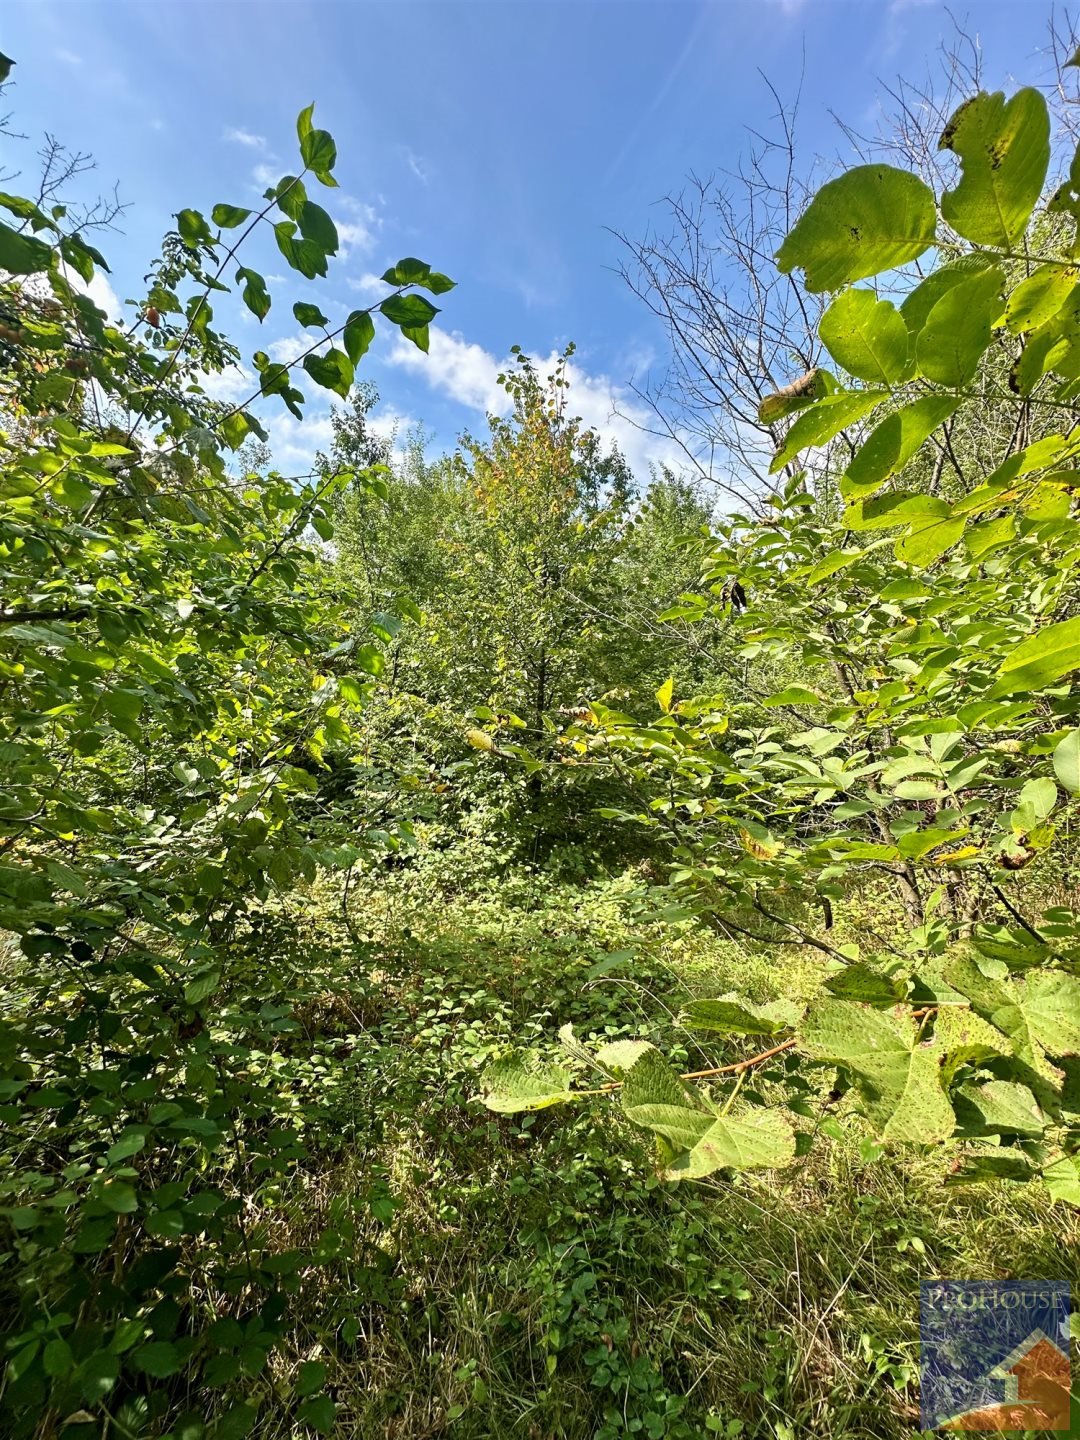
xmin=195 ymin=364 xmax=254 ymax=404
xmin=386 ymin=328 xmax=685 ymax=477
xmin=265 ymin=331 xmax=321 ymax=366
xmin=402 ymin=147 xmax=431 ymax=184
xmin=260 ymin=408 xmax=335 ymax=471
xmin=332 ymin=199 xmax=380 ymax=258
xmin=346 ymin=272 xmax=389 ymax=299
xmin=81 ymin=271 xmax=123 ymax=324
xmin=252 ymin=161 xmax=278 ymax=190
xmin=224 ymin=127 xmax=268 ymax=150
xmin=388 ymin=328 xmax=512 ymax=417
xmin=56 ymin=48 xmax=82 ymax=65
xmin=335 ymin=219 xmax=376 ymax=257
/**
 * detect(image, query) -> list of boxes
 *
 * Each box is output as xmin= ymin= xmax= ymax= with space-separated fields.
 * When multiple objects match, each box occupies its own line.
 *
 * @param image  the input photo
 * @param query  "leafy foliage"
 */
xmin=480 ymin=83 xmax=1080 ymax=1212
xmin=0 ymin=95 xmax=453 ymax=1434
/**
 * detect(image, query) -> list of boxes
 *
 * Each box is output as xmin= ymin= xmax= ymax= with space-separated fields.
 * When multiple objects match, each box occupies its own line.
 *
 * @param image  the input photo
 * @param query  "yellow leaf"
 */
xmin=655 ymin=676 xmax=674 ymax=712
xmin=933 ymin=845 xmax=981 ymax=863
xmin=739 ymin=827 xmax=784 ymax=860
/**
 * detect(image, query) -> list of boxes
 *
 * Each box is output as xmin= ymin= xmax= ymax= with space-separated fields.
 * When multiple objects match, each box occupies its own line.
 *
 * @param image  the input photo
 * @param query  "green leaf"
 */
xmin=664 ymin=1108 xmax=797 ymax=1179
xmin=901 ymin=254 xmax=998 ymax=336
xmin=380 ymin=257 xmax=457 ymax=294
xmin=133 ymin=1341 xmax=182 ymax=1378
xmin=480 ymin=1053 xmax=574 ymax=1112
xmin=236 ymin=267 xmax=270 ymax=322
xmin=399 ymin=323 xmax=429 ymax=352
xmin=299 ymin=110 xmax=338 ymax=187
xmin=297 ymin=200 xmax=338 ymax=254
xmin=763 ymin=685 xmax=823 ymax=706
xmin=380 ymin=293 xmax=439 ymax=328
xmin=943 ymin=956 xmax=1074 ymax=1099
xmin=296 ymin=1360 xmax=327 ymax=1397
xmin=681 ymin=993 xmax=803 ymax=1036
xmin=1019 ymin=776 xmax=1056 ymax=821
xmin=184 ymin=969 xmax=220 ymax=1006
xmin=275 ymin=174 xmax=309 ymax=222
xmin=107 ymin=1131 xmax=146 ymax=1164
xmin=769 ymin=390 xmax=888 ymax=474
xmin=655 ymin=676 xmax=674 ymax=712
xmin=303 ymin=348 xmax=354 ymax=400
xmin=824 ymin=963 xmax=906 ymax=1006
xmin=1042 ymin=1154 xmax=1080 ymax=1207
xmin=895 ymin=511 xmax=964 ymax=567
xmin=211 ymin=203 xmax=251 ymax=229
xmin=844 ymin=492 xmax=951 ymax=532
xmin=176 ymin=208 xmax=211 ymax=248
xmin=818 ymin=288 xmax=910 ymax=384
xmin=594 ymin=1040 xmax=656 ymax=1075
xmin=841 ymin=396 xmax=961 ymax=499
xmin=916 ymin=266 xmax=1003 ymax=387
xmin=776 ymin=165 xmax=936 ymax=293
xmin=1004 ymin=263 xmax=1078 ymax=334
xmin=298 ymin=1395 xmax=337 ymax=1435
xmin=294 ymin=302 xmax=329 ymax=328
xmin=800 ymin=999 xmax=955 ymax=1142
xmin=1053 ymin=729 xmax=1080 ymax=793
xmin=933 ymin=1005 xmax=1013 ymax=1087
xmin=988 ymin=616 xmax=1080 ymax=698
xmin=274 ymin=222 xmax=329 ymax=280
xmin=343 ymin=310 xmax=375 ymax=365
xmin=43 ymin=1339 xmax=73 ymax=1378
xmin=99 ymin=1181 xmax=138 ymax=1214
xmin=940 ymin=88 xmax=1051 ymax=247
xmin=954 ymin=1080 xmax=1043 ymax=1136
xmin=0 ymin=219 xmax=53 ymax=275
xmin=78 ymin=1350 xmax=120 ymax=1404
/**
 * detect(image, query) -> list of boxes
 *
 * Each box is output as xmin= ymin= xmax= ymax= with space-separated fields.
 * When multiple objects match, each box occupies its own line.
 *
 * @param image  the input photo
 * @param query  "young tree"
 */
xmin=0 ymin=83 xmax=455 ymax=1433
xmin=483 ymin=79 xmax=1080 ymax=1211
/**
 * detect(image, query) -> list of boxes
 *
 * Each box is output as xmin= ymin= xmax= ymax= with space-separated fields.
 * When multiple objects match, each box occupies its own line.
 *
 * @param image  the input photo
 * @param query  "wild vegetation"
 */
xmin=1 ymin=31 xmax=1079 ymax=1440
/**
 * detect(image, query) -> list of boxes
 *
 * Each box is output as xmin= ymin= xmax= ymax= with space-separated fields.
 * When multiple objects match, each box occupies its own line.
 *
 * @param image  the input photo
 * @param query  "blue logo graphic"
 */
xmin=920 ymin=1280 xmax=1071 ymax=1431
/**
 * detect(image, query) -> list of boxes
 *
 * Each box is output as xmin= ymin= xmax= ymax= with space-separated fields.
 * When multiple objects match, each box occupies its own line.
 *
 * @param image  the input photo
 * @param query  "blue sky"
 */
xmin=1 ymin=0 xmax=1066 ymax=476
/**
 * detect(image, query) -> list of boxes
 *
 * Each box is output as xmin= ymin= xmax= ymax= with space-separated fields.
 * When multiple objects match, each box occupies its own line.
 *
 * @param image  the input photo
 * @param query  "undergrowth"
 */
xmin=193 ymin=856 xmax=1078 ymax=1440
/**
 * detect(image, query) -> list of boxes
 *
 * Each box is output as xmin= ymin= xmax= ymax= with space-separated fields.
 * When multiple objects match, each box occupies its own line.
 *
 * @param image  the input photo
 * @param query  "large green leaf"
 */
xmin=1004 ymin=263 xmax=1077 ymax=334
xmin=1052 ymin=729 xmax=1080 ymax=793
xmin=297 ymin=200 xmax=338 ymax=255
xmin=819 ymin=289 xmax=911 ymax=384
xmin=940 ymin=88 xmax=1051 ymax=247
xmin=987 ymin=615 xmax=1080 ymax=697
xmin=943 ymin=956 xmax=1072 ymax=1099
xmin=381 ymin=293 xmax=439 ymax=328
xmin=800 ymin=999 xmax=955 ymax=1142
xmin=900 ymin=254 xmax=997 ymax=336
xmin=343 ymin=310 xmax=376 ymax=365
xmin=664 ymin=1108 xmax=796 ymax=1179
xmin=895 ymin=510 xmax=964 ymax=567
xmin=916 ymin=267 xmax=1003 ymax=387
xmin=480 ymin=1053 xmax=574 ymax=1112
xmin=769 ymin=390 xmax=888 ymax=474
xmin=931 ymin=1004 xmax=1013 ymax=1086
xmin=681 ymin=993 xmax=803 ymax=1036
xmin=841 ymin=395 xmax=961 ymax=499
xmin=954 ymin=1080 xmax=1043 ymax=1136
xmin=776 ymin=165 xmax=936 ymax=293
xmin=303 ymin=348 xmax=354 ymax=399
xmin=0 ymin=219 xmax=53 ymax=275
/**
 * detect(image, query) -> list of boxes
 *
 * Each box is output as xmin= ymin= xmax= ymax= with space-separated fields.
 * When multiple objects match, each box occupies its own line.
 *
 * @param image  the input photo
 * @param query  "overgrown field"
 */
xmin=121 ymin=855 xmax=1068 ymax=1440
